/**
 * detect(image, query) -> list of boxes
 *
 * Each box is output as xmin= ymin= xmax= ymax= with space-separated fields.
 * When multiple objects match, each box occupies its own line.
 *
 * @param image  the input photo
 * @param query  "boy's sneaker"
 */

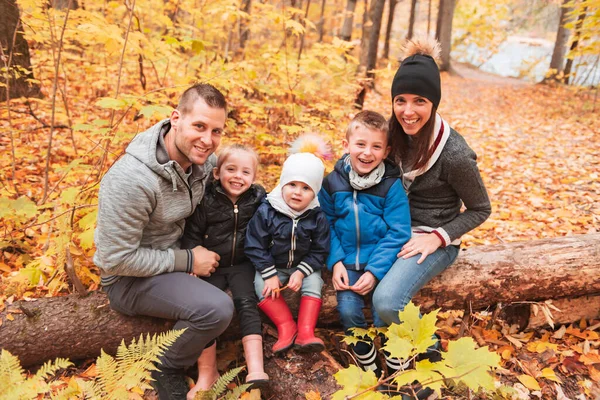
xmin=150 ymin=368 xmax=189 ymax=400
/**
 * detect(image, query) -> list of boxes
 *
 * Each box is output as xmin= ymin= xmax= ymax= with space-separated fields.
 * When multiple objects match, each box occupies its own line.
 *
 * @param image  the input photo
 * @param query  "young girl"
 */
xmin=372 ymin=37 xmax=491 ymax=378
xmin=180 ymin=144 xmax=269 ymax=398
xmin=245 ymin=152 xmax=330 ymax=354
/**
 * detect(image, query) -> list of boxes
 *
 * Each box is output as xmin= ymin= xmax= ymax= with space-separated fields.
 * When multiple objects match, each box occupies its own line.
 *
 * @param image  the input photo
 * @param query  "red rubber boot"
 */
xmin=258 ymin=297 xmax=298 ymax=353
xmin=294 ymin=296 xmax=325 ymax=352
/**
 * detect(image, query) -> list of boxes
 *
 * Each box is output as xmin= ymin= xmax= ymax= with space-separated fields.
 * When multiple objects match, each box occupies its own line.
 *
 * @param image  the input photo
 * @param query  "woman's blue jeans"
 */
xmin=336 ymin=269 xmax=385 ymax=332
xmin=372 ymin=245 xmax=459 ymax=325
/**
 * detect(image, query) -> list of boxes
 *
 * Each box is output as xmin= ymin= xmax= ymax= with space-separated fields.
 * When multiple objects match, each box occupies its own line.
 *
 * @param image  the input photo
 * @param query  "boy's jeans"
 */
xmin=254 ymin=267 xmax=323 ymax=301
xmin=336 ymin=269 xmax=385 ymax=332
xmin=372 ymin=245 xmax=459 ymax=325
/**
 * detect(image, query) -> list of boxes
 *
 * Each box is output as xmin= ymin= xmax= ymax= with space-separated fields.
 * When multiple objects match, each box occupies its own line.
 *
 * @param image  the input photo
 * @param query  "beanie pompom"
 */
xmin=400 ymin=37 xmax=441 ymax=63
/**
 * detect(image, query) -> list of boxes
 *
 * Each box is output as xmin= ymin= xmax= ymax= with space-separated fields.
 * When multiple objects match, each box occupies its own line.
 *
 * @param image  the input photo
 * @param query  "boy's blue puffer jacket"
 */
xmin=318 ymin=155 xmax=411 ymax=281
xmin=244 ymin=200 xmax=330 ymax=280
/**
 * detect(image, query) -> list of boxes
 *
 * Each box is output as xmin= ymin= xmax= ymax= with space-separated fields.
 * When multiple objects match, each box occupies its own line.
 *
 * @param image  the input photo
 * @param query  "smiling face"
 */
xmin=213 ymin=150 xmax=257 ymax=204
xmin=167 ymin=98 xmax=226 ymax=171
xmin=393 ymin=93 xmax=434 ymax=136
xmin=282 ymin=181 xmax=315 ymax=212
xmin=343 ymin=125 xmax=391 ymax=176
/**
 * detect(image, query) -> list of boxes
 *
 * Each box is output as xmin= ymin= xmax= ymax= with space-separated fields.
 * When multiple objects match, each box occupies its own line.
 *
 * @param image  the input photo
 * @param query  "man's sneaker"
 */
xmin=150 ymin=368 xmax=189 ymax=400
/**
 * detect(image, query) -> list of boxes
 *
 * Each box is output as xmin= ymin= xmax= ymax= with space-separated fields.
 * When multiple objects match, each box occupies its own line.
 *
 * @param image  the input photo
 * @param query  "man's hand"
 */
xmin=262 ymin=276 xmax=282 ymax=299
xmin=351 ymin=271 xmax=376 ymax=295
xmin=332 ymin=261 xmax=350 ymax=291
xmin=397 ymin=234 xmax=443 ymax=264
xmin=191 ymin=246 xmax=220 ymax=277
xmin=288 ymin=270 xmax=304 ymax=292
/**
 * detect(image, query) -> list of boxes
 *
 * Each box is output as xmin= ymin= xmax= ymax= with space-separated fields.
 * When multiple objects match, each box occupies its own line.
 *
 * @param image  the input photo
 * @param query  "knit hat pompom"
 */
xmin=280 ymin=152 xmax=325 ymax=194
xmin=391 ymin=37 xmax=442 ymax=108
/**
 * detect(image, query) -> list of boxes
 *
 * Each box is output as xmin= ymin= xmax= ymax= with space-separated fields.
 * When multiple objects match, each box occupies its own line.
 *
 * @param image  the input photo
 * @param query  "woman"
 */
xmin=372 ymin=37 xmax=491 ymax=373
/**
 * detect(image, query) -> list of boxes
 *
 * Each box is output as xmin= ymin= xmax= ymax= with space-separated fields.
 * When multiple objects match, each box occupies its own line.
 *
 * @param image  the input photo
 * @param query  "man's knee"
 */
xmin=188 ymin=291 xmax=234 ymax=332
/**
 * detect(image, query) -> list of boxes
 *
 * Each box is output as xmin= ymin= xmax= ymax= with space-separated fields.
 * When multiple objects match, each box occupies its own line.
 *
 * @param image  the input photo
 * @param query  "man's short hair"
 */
xmin=345 ymin=110 xmax=389 ymax=141
xmin=177 ymin=83 xmax=227 ymax=116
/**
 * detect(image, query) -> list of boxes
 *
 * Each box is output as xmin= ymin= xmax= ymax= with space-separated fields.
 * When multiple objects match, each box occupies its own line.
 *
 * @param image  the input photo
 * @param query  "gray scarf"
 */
xmin=345 ymin=156 xmax=385 ymax=190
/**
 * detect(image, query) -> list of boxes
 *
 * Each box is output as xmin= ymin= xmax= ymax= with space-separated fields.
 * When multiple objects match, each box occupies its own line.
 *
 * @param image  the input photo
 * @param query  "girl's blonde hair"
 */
xmin=216 ymin=144 xmax=260 ymax=172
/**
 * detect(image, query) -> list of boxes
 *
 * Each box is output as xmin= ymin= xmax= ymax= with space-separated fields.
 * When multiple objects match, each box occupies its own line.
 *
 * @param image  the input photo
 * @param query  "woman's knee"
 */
xmin=373 ymin=288 xmax=406 ymax=325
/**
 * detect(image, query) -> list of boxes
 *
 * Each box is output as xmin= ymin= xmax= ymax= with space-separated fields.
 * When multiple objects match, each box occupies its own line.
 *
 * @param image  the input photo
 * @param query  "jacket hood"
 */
xmin=125 ymin=119 xmax=210 ymax=190
xmin=334 ymin=154 xmax=400 ymax=180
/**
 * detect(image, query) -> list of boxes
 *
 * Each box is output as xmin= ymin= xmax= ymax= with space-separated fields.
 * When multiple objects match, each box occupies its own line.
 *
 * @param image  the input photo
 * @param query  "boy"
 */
xmin=318 ymin=110 xmax=411 ymax=375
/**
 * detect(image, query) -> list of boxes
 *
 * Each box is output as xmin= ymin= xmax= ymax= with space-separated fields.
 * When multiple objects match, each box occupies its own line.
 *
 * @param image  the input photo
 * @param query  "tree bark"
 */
xmin=340 ymin=0 xmax=359 ymax=41
xmin=436 ymin=0 xmax=455 ymax=71
xmin=543 ymin=0 xmax=572 ymax=83
xmin=383 ymin=0 xmax=400 ymax=60
xmin=2 ymin=234 xmax=600 ymax=368
xmin=0 ymin=0 xmax=41 ymax=101
xmin=407 ymin=0 xmax=417 ymax=39
xmin=563 ymin=5 xmax=587 ymax=84
xmin=318 ymin=0 xmax=327 ymax=42
xmin=239 ymin=0 xmax=252 ymax=49
xmin=365 ymin=0 xmax=386 ymax=81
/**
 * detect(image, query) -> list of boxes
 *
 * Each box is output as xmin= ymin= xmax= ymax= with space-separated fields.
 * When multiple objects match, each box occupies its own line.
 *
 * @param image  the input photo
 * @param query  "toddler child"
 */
xmin=318 ymin=111 xmax=411 ymax=375
xmin=245 ymin=152 xmax=330 ymax=354
xmin=180 ymin=144 xmax=268 ymax=398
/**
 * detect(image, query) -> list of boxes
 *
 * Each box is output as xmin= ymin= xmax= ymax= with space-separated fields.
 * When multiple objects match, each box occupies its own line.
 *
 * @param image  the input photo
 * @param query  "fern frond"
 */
xmin=34 ymin=357 xmax=73 ymax=381
xmin=95 ymin=348 xmax=119 ymax=395
xmin=224 ymin=383 xmax=253 ymax=400
xmin=0 ymin=349 xmax=26 ymax=397
xmin=209 ymin=366 xmax=245 ymax=398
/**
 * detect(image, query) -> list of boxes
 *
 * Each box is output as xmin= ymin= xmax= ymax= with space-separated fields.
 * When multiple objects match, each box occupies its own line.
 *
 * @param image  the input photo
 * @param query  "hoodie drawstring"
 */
xmin=165 ymin=166 xmax=178 ymax=192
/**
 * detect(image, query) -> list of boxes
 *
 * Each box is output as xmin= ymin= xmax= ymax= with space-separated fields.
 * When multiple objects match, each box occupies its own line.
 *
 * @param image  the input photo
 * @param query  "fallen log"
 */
xmin=1 ymin=233 xmax=599 ymax=368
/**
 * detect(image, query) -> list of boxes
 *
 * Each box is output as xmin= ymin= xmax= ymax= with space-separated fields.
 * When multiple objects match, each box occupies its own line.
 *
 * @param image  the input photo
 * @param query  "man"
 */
xmin=94 ymin=83 xmax=234 ymax=399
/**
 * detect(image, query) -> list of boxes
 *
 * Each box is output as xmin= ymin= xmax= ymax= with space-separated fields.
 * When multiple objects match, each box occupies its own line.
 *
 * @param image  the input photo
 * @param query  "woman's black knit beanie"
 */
xmin=391 ymin=53 xmax=441 ymax=108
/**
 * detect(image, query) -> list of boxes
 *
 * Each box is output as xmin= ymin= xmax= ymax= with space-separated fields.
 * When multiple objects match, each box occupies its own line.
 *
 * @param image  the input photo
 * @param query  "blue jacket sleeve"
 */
xmin=318 ymin=185 xmax=346 ymax=270
xmin=297 ymin=211 xmax=330 ymax=277
xmin=366 ymin=180 xmax=411 ymax=281
xmin=244 ymin=204 xmax=277 ymax=279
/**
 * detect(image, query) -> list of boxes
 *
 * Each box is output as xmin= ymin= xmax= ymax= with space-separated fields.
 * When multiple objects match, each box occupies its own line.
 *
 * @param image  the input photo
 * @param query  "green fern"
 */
xmin=193 ymin=366 xmax=252 ymax=400
xmin=209 ymin=366 xmax=245 ymax=398
xmin=223 ymin=383 xmax=253 ymax=400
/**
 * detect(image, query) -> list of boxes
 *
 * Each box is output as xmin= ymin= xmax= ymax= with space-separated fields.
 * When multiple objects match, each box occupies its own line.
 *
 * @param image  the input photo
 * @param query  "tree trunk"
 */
xmin=435 ymin=0 xmax=443 ymax=40
xmin=407 ymin=0 xmax=417 ymax=39
xmin=383 ymin=0 xmax=400 ymax=60
xmin=239 ymin=0 xmax=252 ymax=49
xmin=436 ymin=0 xmax=455 ymax=71
xmin=0 ymin=0 xmax=41 ymax=101
xmin=563 ymin=5 xmax=587 ymax=84
xmin=365 ymin=0 xmax=386 ymax=81
xmin=544 ymin=0 xmax=572 ymax=83
xmin=2 ymin=234 xmax=600 ymax=368
xmin=340 ymin=0 xmax=358 ymax=41
xmin=51 ymin=0 xmax=79 ymax=9
xmin=318 ymin=0 xmax=327 ymax=42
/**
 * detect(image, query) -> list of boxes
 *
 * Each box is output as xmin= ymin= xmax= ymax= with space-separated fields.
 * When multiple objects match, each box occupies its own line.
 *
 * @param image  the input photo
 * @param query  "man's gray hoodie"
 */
xmin=94 ymin=119 xmax=214 ymax=286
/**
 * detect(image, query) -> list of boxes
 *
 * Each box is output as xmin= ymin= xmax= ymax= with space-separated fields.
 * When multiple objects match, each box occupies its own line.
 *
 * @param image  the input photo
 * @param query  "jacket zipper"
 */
xmin=287 ymin=218 xmax=299 ymax=268
xmin=231 ymin=205 xmax=239 ymax=266
xmin=173 ymin=167 xmax=194 ymax=213
xmin=353 ymin=190 xmax=360 ymax=270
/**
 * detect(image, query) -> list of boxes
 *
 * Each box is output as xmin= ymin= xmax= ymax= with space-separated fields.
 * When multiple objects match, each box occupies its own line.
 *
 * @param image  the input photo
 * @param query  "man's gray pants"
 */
xmin=104 ymin=272 xmax=234 ymax=370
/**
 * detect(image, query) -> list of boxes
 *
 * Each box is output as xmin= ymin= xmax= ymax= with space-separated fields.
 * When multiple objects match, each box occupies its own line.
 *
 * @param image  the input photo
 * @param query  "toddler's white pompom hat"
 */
xmin=279 ymin=152 xmax=325 ymax=194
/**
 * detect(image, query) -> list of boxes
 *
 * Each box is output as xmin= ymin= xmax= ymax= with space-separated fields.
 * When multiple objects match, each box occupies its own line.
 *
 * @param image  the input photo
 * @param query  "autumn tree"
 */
xmin=436 ymin=0 xmax=456 ymax=71
xmin=383 ymin=0 xmax=402 ymax=59
xmin=0 ymin=0 xmax=41 ymax=100
xmin=544 ymin=0 xmax=573 ymax=82
xmin=407 ymin=0 xmax=418 ymax=39
xmin=340 ymin=0 xmax=358 ymax=41
xmin=563 ymin=2 xmax=588 ymax=84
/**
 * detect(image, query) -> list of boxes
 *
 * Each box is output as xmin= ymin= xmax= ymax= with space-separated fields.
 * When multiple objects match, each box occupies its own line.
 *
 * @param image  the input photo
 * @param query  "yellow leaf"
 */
xmin=305 ymin=390 xmax=322 ymax=400
xmin=6 ymin=314 xmax=14 ymax=321
xmin=393 ymin=360 xmax=444 ymax=395
xmin=332 ymin=365 xmax=383 ymax=400
xmin=541 ymin=368 xmax=563 ymax=384
xmin=387 ymin=302 xmax=438 ymax=355
xmin=517 ymin=374 xmax=541 ymax=391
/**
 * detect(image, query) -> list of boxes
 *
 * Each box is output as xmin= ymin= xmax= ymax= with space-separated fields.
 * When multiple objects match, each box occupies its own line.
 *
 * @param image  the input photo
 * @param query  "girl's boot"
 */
xmin=187 ymin=342 xmax=219 ymax=400
xmin=258 ymin=297 xmax=298 ymax=353
xmin=350 ymin=340 xmax=382 ymax=378
xmin=295 ymin=296 xmax=325 ymax=352
xmin=242 ymin=334 xmax=269 ymax=386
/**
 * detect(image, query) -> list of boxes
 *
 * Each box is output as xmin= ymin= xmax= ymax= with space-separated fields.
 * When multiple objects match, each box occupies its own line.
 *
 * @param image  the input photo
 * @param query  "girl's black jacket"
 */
xmin=244 ymin=200 xmax=330 ymax=280
xmin=180 ymin=179 xmax=266 ymax=268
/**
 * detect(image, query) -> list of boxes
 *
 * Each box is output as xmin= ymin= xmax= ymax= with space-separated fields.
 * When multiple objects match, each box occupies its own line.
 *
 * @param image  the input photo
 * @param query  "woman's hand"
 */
xmin=262 ymin=276 xmax=282 ymax=299
xmin=351 ymin=271 xmax=376 ymax=295
xmin=332 ymin=262 xmax=350 ymax=291
xmin=398 ymin=234 xmax=443 ymax=264
xmin=288 ymin=270 xmax=304 ymax=292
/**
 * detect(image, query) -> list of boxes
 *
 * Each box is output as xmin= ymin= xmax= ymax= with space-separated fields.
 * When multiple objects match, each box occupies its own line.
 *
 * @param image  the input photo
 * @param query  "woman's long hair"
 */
xmin=388 ymin=104 xmax=438 ymax=171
